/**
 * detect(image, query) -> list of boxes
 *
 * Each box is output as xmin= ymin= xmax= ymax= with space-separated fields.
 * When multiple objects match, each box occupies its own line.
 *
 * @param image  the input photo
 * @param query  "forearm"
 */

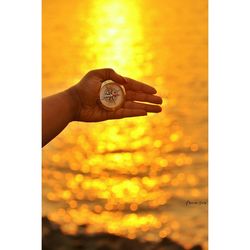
xmin=42 ymin=88 xmax=78 ymax=147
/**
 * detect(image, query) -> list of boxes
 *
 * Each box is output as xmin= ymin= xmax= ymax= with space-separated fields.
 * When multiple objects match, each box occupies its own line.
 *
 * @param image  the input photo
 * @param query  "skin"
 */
xmin=42 ymin=68 xmax=163 ymax=147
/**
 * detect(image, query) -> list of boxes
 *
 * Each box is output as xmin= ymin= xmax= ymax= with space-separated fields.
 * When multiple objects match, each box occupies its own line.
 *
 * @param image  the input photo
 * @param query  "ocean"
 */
xmin=42 ymin=0 xmax=208 ymax=249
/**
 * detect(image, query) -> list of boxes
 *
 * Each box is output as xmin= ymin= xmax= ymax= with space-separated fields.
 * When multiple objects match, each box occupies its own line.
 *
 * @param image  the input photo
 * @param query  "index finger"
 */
xmin=124 ymin=77 xmax=157 ymax=94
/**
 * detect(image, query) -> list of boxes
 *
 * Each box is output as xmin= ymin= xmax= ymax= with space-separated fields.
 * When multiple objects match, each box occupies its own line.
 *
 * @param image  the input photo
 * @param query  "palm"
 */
xmin=73 ymin=69 xmax=162 ymax=122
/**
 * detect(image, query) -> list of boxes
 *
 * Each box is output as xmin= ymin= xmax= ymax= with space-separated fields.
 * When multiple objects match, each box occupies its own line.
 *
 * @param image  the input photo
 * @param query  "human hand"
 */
xmin=67 ymin=68 xmax=163 ymax=122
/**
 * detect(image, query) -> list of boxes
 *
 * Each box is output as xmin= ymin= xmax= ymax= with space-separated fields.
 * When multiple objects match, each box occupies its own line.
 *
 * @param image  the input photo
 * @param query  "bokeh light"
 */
xmin=42 ymin=0 xmax=208 ymax=249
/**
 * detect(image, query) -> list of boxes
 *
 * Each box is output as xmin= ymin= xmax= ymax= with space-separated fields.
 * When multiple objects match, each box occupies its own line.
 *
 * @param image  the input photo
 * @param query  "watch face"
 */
xmin=99 ymin=80 xmax=126 ymax=111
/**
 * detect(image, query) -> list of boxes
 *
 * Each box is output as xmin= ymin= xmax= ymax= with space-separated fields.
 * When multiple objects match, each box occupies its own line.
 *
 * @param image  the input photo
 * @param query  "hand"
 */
xmin=67 ymin=68 xmax=163 ymax=122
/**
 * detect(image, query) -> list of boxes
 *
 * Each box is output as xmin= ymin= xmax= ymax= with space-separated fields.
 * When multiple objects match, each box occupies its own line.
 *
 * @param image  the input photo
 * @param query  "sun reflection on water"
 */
xmin=43 ymin=0 xmax=208 ymax=249
xmin=83 ymin=0 xmax=147 ymax=77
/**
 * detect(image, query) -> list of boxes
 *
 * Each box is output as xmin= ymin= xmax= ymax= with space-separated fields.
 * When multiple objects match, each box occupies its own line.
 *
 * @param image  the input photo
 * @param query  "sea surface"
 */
xmin=42 ymin=0 xmax=208 ymax=249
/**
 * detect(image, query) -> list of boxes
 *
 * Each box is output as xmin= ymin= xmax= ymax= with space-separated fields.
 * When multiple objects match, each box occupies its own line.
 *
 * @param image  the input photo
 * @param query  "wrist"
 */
xmin=64 ymin=86 xmax=82 ymax=121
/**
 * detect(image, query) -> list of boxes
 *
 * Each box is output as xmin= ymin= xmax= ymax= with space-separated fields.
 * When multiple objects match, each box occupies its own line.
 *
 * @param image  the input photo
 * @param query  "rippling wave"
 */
xmin=42 ymin=0 xmax=208 ymax=249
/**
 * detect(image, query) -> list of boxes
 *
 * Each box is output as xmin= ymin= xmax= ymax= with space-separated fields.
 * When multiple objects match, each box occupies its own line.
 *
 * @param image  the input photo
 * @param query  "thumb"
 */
xmin=103 ymin=68 xmax=127 ymax=85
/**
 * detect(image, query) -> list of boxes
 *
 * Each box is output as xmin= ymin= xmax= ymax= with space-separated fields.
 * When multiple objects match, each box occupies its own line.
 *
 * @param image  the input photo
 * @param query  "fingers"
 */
xmin=124 ymin=101 xmax=162 ymax=113
xmin=124 ymin=77 xmax=157 ymax=94
xmin=106 ymin=108 xmax=147 ymax=119
xmin=126 ymin=90 xmax=163 ymax=104
xmin=88 ymin=69 xmax=158 ymax=95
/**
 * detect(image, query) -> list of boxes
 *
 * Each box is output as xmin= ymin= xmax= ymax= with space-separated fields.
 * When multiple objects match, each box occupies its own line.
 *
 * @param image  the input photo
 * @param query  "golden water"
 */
xmin=42 ymin=0 xmax=208 ymax=249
